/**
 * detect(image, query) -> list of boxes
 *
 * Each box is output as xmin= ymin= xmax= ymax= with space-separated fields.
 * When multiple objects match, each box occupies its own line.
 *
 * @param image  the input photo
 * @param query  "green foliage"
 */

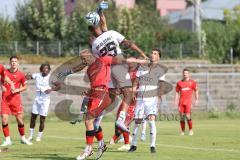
xmin=15 ymin=0 xmax=66 ymax=41
xmin=0 ymin=16 xmax=16 ymax=41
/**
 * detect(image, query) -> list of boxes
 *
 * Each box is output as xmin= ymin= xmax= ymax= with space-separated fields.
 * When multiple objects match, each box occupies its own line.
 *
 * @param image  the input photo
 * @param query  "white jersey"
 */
xmin=136 ymin=64 xmax=167 ymax=101
xmin=92 ymin=30 xmax=125 ymax=57
xmin=32 ymin=73 xmax=51 ymax=99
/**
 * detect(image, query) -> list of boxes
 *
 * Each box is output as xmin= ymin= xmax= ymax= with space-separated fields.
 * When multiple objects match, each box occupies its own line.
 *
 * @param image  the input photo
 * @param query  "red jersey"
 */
xmin=1 ymin=69 xmax=27 ymax=98
xmin=0 ymin=64 xmax=5 ymax=77
xmin=176 ymin=79 xmax=197 ymax=105
xmin=87 ymin=56 xmax=113 ymax=88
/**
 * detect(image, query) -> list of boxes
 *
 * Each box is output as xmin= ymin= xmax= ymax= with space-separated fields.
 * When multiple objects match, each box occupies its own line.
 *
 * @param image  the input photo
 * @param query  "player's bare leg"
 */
xmin=1 ymin=114 xmax=12 ymax=147
xmin=28 ymin=113 xmax=38 ymax=141
xmin=116 ymin=87 xmax=133 ymax=132
xmin=186 ymin=113 xmax=193 ymax=135
xmin=16 ymin=114 xmax=32 ymax=145
xmin=179 ymin=112 xmax=185 ymax=135
xmin=148 ymin=115 xmax=156 ymax=153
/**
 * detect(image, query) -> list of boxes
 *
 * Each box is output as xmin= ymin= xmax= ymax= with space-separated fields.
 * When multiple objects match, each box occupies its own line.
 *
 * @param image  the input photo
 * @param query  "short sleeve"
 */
xmin=192 ymin=80 xmax=197 ymax=91
xmin=32 ymin=73 xmax=38 ymax=80
xmin=110 ymin=30 xmax=125 ymax=44
xmin=21 ymin=73 xmax=27 ymax=85
xmin=100 ymin=56 xmax=113 ymax=65
xmin=0 ymin=64 xmax=5 ymax=77
xmin=176 ymin=82 xmax=180 ymax=92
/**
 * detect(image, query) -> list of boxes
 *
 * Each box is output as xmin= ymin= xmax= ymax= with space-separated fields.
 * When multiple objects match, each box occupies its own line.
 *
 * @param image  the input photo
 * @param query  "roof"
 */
xmin=167 ymin=0 xmax=240 ymax=24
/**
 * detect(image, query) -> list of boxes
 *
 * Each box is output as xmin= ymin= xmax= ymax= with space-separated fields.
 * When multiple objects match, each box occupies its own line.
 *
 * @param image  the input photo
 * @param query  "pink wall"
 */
xmin=157 ymin=0 xmax=187 ymax=16
xmin=115 ymin=0 xmax=135 ymax=9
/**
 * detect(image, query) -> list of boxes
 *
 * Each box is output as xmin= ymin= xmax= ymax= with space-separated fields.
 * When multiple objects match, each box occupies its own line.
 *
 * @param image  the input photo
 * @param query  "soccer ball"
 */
xmin=85 ymin=12 xmax=100 ymax=26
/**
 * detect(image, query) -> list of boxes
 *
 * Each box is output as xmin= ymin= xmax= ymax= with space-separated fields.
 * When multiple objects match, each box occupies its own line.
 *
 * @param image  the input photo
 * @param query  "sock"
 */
xmin=180 ymin=120 xmax=185 ymax=132
xmin=2 ymin=124 xmax=10 ymax=137
xmin=86 ymin=130 xmax=95 ymax=145
xmin=141 ymin=120 xmax=147 ymax=135
xmin=29 ymin=128 xmax=34 ymax=137
xmin=148 ymin=120 xmax=156 ymax=147
xmin=38 ymin=132 xmax=43 ymax=138
xmin=187 ymin=119 xmax=193 ymax=130
xmin=118 ymin=111 xmax=126 ymax=122
xmin=95 ymin=126 xmax=103 ymax=141
xmin=18 ymin=124 xmax=25 ymax=136
xmin=123 ymin=131 xmax=130 ymax=144
xmin=5 ymin=136 xmax=11 ymax=142
xmin=112 ymin=135 xmax=119 ymax=142
xmin=131 ymin=122 xmax=140 ymax=146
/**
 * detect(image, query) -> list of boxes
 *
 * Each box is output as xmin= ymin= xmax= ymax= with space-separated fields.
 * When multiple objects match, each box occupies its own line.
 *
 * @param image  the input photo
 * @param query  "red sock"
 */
xmin=187 ymin=119 xmax=193 ymax=130
xmin=180 ymin=120 xmax=185 ymax=132
xmin=95 ymin=126 xmax=103 ymax=141
xmin=2 ymin=124 xmax=10 ymax=137
xmin=112 ymin=135 xmax=119 ymax=141
xmin=123 ymin=131 xmax=129 ymax=144
xmin=18 ymin=124 xmax=25 ymax=136
xmin=86 ymin=130 xmax=95 ymax=145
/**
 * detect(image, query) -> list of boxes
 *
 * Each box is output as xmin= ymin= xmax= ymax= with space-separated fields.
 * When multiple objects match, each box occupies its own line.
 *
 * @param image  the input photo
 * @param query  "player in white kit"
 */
xmin=27 ymin=64 xmax=60 ymax=142
xmin=88 ymin=15 xmax=148 ymax=133
xmin=128 ymin=49 xmax=167 ymax=153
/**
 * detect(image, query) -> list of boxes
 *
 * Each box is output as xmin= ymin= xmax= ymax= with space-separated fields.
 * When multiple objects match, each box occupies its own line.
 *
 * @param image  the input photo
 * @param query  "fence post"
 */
xmin=206 ymin=71 xmax=209 ymax=111
xmin=36 ymin=41 xmax=39 ymax=55
xmin=230 ymin=47 xmax=233 ymax=65
xmin=14 ymin=41 xmax=18 ymax=53
xmin=58 ymin=41 xmax=62 ymax=56
xmin=78 ymin=45 xmax=82 ymax=55
xmin=179 ymin=43 xmax=183 ymax=59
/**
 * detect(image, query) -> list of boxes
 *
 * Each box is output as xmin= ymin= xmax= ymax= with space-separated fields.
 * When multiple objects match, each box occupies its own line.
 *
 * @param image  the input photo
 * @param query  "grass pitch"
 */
xmin=0 ymin=118 xmax=240 ymax=160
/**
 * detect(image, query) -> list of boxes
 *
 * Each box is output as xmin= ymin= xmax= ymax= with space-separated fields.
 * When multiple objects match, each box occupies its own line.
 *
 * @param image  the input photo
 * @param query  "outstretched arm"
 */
xmin=99 ymin=11 xmax=108 ymax=32
xmin=121 ymin=39 xmax=148 ymax=59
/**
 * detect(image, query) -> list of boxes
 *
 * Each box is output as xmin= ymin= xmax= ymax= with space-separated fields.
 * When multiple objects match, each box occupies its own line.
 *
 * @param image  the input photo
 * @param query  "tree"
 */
xmin=0 ymin=16 xmax=16 ymax=42
xmin=15 ymin=0 xmax=66 ymax=41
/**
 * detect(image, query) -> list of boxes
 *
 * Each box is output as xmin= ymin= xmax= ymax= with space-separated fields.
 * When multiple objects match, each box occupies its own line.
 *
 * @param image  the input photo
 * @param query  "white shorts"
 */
xmin=32 ymin=98 xmax=50 ymax=117
xmin=134 ymin=97 xmax=158 ymax=119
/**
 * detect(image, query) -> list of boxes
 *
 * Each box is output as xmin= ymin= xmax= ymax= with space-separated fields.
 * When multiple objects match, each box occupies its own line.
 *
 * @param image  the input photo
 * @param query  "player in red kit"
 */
xmin=58 ymin=50 xmax=149 ymax=160
xmin=175 ymin=68 xmax=199 ymax=136
xmin=1 ymin=56 xmax=32 ymax=146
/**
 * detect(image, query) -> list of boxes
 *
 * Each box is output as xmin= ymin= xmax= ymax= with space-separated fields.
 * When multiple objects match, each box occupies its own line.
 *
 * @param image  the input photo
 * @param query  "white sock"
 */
xmin=5 ymin=136 xmax=11 ymax=142
xmin=85 ymin=145 xmax=92 ymax=152
xmin=131 ymin=123 xmax=140 ymax=146
xmin=29 ymin=128 xmax=34 ymax=137
xmin=21 ymin=135 xmax=26 ymax=140
xmin=148 ymin=120 xmax=156 ymax=147
xmin=98 ymin=140 xmax=104 ymax=148
xmin=118 ymin=111 xmax=126 ymax=122
xmin=141 ymin=120 xmax=147 ymax=135
xmin=38 ymin=132 xmax=43 ymax=138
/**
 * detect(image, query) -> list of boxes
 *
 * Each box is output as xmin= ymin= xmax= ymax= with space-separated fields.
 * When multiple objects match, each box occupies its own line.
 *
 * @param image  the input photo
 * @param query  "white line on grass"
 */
xmin=45 ymin=135 xmax=240 ymax=153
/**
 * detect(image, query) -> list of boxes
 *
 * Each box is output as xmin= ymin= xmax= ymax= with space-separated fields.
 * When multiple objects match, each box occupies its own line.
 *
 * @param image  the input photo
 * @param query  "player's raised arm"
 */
xmin=99 ymin=11 xmax=108 ymax=32
xmin=121 ymin=39 xmax=148 ymax=59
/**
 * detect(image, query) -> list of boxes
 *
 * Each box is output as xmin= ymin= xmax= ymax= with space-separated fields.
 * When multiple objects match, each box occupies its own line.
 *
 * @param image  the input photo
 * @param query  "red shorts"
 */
xmin=178 ymin=103 xmax=192 ymax=114
xmin=87 ymin=88 xmax=111 ymax=119
xmin=1 ymin=95 xmax=23 ymax=115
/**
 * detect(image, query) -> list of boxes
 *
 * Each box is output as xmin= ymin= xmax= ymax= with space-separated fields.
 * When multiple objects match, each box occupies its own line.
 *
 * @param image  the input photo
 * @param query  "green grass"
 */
xmin=1 ymin=118 xmax=240 ymax=160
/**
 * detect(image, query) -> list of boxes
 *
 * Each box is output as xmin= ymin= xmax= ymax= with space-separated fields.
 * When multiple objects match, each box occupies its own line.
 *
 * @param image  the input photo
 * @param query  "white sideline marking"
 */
xmin=46 ymin=135 xmax=240 ymax=153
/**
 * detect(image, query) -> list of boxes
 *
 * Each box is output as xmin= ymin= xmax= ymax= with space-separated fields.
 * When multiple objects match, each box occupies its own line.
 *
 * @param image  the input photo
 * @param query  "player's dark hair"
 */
xmin=40 ymin=64 xmax=51 ymax=72
xmin=152 ymin=48 xmax=161 ymax=58
xmin=183 ymin=68 xmax=190 ymax=72
xmin=9 ymin=55 xmax=19 ymax=61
